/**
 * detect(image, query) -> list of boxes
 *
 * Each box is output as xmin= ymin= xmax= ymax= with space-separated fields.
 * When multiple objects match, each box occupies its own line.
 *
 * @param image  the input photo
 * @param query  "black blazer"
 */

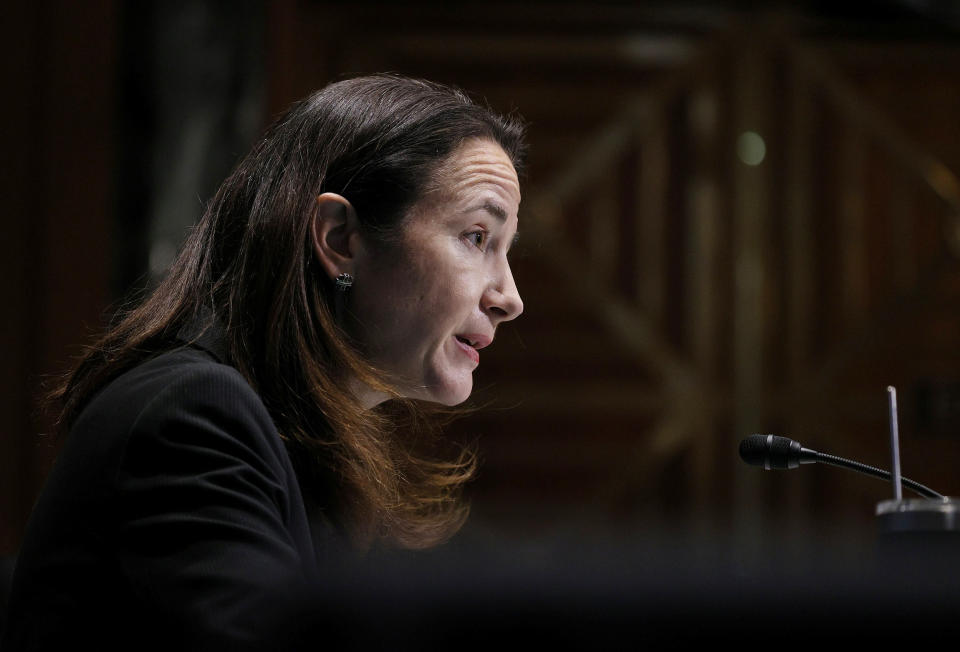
xmin=3 ymin=331 xmax=329 ymax=650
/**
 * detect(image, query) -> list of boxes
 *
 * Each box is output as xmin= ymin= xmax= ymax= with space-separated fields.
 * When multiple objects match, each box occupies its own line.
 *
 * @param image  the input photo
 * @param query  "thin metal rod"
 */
xmin=887 ymin=386 xmax=903 ymax=501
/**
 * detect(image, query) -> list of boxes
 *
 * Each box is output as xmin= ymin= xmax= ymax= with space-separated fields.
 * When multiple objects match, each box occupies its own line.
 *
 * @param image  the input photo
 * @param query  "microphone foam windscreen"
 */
xmin=738 ymin=434 xmax=768 ymax=466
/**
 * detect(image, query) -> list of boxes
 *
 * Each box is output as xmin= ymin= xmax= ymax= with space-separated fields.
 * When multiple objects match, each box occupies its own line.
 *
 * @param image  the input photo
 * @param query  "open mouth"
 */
xmin=454 ymin=335 xmax=480 ymax=364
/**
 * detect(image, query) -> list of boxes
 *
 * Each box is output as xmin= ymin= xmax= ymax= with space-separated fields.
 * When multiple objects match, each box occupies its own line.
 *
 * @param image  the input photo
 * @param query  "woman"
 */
xmin=4 ymin=74 xmax=525 ymax=649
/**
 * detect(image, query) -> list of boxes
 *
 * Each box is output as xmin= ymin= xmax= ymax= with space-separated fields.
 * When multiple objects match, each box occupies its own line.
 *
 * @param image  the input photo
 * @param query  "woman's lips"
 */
xmin=458 ymin=333 xmax=492 ymax=349
xmin=454 ymin=335 xmax=484 ymax=365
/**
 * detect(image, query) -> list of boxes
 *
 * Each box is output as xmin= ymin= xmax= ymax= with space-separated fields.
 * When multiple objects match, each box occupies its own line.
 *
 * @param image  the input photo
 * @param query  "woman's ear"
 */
xmin=311 ymin=192 xmax=361 ymax=280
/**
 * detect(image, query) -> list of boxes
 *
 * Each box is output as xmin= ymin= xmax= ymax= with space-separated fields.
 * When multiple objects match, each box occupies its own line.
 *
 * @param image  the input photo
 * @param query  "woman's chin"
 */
xmin=419 ymin=375 xmax=473 ymax=406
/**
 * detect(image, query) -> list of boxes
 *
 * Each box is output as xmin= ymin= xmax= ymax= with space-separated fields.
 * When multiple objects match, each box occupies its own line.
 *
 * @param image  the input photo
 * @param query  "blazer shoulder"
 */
xmin=65 ymin=347 xmax=290 ymax=496
xmin=83 ymin=347 xmax=270 ymax=437
xmin=110 ymin=347 xmax=288 ymax=469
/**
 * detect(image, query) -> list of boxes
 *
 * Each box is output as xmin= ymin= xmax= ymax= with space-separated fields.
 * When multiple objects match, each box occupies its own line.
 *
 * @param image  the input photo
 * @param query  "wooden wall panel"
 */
xmin=0 ymin=1 xmax=115 ymax=554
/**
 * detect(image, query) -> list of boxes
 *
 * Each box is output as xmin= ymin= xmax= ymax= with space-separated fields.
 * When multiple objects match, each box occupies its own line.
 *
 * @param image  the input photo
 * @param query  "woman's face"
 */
xmin=350 ymin=138 xmax=524 ymax=406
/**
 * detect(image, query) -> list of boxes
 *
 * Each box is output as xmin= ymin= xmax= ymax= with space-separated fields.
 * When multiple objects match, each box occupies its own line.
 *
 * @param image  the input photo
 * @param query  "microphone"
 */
xmin=738 ymin=434 xmax=943 ymax=499
xmin=738 ymin=434 xmax=816 ymax=469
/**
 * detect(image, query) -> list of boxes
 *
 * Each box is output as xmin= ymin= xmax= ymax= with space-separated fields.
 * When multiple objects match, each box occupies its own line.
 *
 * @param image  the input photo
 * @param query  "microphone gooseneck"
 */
xmin=739 ymin=434 xmax=943 ymax=499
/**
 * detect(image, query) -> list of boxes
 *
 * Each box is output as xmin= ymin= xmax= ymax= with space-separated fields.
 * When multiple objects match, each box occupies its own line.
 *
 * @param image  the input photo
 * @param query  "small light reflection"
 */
xmin=736 ymin=131 xmax=766 ymax=166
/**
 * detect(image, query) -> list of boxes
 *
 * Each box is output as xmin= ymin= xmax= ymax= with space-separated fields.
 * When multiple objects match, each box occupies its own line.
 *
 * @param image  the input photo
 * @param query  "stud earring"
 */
xmin=335 ymin=272 xmax=354 ymax=291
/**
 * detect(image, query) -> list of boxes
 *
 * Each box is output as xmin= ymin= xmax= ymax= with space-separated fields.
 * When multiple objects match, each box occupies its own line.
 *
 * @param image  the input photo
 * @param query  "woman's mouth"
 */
xmin=454 ymin=335 xmax=480 ymax=365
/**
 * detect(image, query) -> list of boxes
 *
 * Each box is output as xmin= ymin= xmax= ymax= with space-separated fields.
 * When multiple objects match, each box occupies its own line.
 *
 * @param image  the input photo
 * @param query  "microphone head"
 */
xmin=739 ymin=434 xmax=804 ymax=470
xmin=738 ymin=434 xmax=771 ymax=467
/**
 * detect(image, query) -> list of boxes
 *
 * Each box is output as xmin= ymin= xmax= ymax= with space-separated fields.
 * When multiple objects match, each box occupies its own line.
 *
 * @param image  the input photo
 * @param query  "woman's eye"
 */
xmin=465 ymin=230 xmax=489 ymax=251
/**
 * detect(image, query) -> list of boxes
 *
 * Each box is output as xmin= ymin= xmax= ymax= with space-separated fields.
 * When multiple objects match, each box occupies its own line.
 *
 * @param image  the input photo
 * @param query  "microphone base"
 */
xmin=875 ymin=498 xmax=960 ymax=568
xmin=876 ymin=497 xmax=960 ymax=533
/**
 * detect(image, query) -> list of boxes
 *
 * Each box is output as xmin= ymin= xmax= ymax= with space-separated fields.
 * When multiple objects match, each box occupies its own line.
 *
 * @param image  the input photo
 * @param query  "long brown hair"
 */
xmin=52 ymin=74 xmax=526 ymax=549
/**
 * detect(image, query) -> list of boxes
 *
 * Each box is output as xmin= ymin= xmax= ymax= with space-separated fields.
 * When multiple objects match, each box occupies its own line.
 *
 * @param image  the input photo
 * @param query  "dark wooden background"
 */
xmin=5 ymin=1 xmax=960 ymax=563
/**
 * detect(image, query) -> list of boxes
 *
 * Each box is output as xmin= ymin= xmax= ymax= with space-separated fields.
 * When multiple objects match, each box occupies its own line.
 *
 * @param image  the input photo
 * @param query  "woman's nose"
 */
xmin=482 ymin=263 xmax=523 ymax=323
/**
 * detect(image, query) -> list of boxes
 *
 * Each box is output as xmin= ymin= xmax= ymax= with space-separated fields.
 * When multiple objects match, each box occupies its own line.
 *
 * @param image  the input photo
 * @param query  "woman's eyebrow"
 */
xmin=465 ymin=201 xmax=507 ymax=222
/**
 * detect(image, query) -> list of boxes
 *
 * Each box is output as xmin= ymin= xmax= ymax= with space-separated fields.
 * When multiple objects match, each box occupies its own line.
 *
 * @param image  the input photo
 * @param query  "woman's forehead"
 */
xmin=432 ymin=139 xmax=521 ymax=207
